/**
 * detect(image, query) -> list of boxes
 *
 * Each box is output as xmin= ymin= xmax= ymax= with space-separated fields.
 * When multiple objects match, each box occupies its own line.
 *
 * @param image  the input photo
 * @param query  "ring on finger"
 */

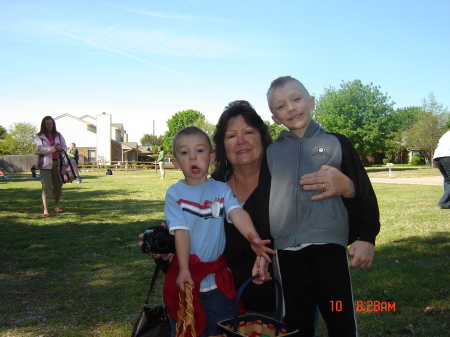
xmin=322 ymin=183 xmax=326 ymax=191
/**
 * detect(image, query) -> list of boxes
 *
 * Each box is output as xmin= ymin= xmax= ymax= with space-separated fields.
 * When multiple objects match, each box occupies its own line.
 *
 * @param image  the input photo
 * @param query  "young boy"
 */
xmin=266 ymin=76 xmax=380 ymax=336
xmin=162 ymin=126 xmax=274 ymax=337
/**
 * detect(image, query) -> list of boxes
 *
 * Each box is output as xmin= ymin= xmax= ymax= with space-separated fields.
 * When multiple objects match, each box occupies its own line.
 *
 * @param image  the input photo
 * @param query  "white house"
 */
xmin=54 ymin=113 xmax=138 ymax=165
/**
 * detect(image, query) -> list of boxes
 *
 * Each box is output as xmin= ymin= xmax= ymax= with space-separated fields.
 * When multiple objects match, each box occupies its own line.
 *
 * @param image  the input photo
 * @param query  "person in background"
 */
xmin=157 ymin=146 xmax=166 ymax=179
xmin=0 ymin=168 xmax=11 ymax=179
xmin=34 ymin=116 xmax=67 ymax=217
xmin=31 ymin=164 xmax=37 ymax=178
xmin=162 ymin=126 xmax=275 ymax=337
xmin=433 ymin=122 xmax=450 ymax=209
xmin=68 ymin=142 xmax=82 ymax=183
xmin=265 ymin=76 xmax=380 ymax=336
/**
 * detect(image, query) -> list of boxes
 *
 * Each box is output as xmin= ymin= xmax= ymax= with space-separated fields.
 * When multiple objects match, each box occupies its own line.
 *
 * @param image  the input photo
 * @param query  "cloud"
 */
xmin=103 ymin=3 xmax=245 ymax=24
xmin=6 ymin=15 xmax=234 ymax=80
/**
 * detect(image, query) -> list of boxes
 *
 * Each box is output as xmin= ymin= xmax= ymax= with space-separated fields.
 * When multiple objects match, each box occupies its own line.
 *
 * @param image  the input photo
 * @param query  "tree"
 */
xmin=0 ymin=125 xmax=6 ymax=139
xmin=314 ymin=80 xmax=395 ymax=157
xmin=193 ymin=118 xmax=216 ymax=146
xmin=264 ymin=121 xmax=287 ymax=141
xmin=384 ymin=106 xmax=422 ymax=163
xmin=404 ymin=93 xmax=449 ymax=164
xmin=405 ymin=113 xmax=441 ymax=164
xmin=140 ymin=134 xmax=162 ymax=147
xmin=162 ymin=110 xmax=206 ymax=153
xmin=0 ymin=122 xmax=37 ymax=155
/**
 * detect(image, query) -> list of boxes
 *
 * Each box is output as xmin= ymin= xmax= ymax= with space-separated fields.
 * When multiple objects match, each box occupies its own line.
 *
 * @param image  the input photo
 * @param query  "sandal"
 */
xmin=43 ymin=213 xmax=50 ymax=218
xmin=54 ymin=207 xmax=63 ymax=213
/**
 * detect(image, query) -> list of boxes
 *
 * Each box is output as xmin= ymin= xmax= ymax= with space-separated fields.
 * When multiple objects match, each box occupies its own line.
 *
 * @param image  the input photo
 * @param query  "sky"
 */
xmin=1 ymin=0 xmax=449 ymax=143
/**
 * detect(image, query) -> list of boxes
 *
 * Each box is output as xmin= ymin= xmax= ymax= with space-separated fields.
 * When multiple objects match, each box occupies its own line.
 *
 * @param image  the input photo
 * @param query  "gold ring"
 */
xmin=322 ymin=183 xmax=326 ymax=191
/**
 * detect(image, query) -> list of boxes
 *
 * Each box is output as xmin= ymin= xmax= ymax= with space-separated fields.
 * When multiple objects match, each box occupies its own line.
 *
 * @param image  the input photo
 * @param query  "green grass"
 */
xmin=1 ymin=168 xmax=449 ymax=336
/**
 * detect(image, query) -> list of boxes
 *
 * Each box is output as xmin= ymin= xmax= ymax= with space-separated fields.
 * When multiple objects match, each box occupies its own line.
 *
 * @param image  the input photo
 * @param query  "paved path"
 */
xmin=370 ymin=176 xmax=443 ymax=186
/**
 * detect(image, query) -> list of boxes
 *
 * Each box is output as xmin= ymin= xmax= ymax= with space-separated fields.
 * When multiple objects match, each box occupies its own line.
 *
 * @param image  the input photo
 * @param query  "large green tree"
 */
xmin=314 ymin=80 xmax=395 ymax=157
xmin=162 ymin=110 xmax=206 ymax=153
xmin=0 ymin=122 xmax=37 ymax=155
xmin=404 ymin=93 xmax=449 ymax=164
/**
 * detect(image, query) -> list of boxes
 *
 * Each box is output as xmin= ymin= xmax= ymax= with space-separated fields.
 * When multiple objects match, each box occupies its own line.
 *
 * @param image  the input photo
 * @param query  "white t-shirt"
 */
xmin=165 ymin=178 xmax=241 ymax=290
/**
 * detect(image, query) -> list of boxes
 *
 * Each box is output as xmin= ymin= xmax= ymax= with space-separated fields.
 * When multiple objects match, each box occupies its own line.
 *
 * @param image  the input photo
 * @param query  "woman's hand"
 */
xmin=138 ymin=222 xmax=173 ymax=261
xmin=299 ymin=165 xmax=355 ymax=200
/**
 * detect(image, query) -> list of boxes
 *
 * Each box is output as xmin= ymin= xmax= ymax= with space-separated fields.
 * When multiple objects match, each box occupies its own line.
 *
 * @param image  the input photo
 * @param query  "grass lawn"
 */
xmin=0 ymin=167 xmax=448 ymax=336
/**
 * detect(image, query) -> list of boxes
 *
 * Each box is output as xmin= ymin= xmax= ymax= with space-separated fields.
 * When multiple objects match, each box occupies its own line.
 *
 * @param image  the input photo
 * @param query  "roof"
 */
xmin=54 ymin=113 xmax=95 ymax=127
xmin=121 ymin=142 xmax=138 ymax=150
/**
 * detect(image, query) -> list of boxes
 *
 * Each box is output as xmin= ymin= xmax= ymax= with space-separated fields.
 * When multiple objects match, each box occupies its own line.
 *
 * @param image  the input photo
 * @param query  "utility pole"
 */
xmin=153 ymin=120 xmax=156 ymax=135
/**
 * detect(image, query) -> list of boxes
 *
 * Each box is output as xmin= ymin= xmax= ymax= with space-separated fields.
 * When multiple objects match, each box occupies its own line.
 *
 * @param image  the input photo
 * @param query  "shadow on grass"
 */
xmin=0 ymin=177 xmax=163 ymax=219
xmin=349 ymin=232 xmax=450 ymax=336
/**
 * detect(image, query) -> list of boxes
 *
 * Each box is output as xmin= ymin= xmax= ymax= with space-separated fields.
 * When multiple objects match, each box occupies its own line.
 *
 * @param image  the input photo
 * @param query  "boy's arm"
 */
xmin=174 ymin=229 xmax=193 ymax=291
xmin=332 ymin=133 xmax=380 ymax=268
xmin=348 ymin=240 xmax=374 ymax=268
xmin=228 ymin=208 xmax=276 ymax=263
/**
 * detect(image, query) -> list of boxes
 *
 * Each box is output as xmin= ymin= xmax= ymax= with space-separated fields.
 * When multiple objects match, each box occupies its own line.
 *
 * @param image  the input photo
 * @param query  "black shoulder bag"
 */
xmin=131 ymin=265 xmax=170 ymax=337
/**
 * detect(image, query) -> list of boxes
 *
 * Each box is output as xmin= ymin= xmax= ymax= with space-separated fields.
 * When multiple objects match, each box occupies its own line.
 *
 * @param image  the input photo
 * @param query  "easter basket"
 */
xmin=217 ymin=275 xmax=300 ymax=337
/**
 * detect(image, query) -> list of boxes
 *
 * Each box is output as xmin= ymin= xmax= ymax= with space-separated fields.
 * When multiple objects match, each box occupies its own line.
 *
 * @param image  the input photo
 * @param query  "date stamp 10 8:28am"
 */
xmin=330 ymin=300 xmax=397 ymax=312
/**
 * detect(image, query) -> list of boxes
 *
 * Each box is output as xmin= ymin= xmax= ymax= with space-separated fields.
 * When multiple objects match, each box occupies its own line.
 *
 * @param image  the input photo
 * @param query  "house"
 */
xmin=54 ymin=113 xmax=138 ymax=165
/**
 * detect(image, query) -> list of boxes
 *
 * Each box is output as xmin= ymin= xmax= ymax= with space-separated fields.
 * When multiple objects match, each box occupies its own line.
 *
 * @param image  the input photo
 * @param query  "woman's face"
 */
xmin=44 ymin=119 xmax=54 ymax=133
xmin=224 ymin=115 xmax=264 ymax=169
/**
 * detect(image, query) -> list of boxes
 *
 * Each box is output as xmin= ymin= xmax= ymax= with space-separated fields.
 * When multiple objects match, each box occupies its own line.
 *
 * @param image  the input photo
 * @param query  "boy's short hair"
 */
xmin=266 ymin=76 xmax=310 ymax=113
xmin=172 ymin=126 xmax=212 ymax=158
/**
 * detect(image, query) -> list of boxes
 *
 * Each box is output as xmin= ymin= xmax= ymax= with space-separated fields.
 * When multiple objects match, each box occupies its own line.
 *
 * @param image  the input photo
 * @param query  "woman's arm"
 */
xmin=299 ymin=165 xmax=355 ymax=200
xmin=35 ymin=135 xmax=56 ymax=155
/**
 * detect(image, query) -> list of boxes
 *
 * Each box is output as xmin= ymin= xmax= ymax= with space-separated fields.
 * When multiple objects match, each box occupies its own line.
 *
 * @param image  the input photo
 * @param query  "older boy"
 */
xmin=162 ymin=126 xmax=274 ymax=337
xmin=266 ymin=76 xmax=380 ymax=336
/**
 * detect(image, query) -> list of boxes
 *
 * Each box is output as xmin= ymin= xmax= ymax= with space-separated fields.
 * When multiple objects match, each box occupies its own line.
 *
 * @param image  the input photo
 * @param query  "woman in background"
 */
xmin=35 ymin=116 xmax=67 ymax=217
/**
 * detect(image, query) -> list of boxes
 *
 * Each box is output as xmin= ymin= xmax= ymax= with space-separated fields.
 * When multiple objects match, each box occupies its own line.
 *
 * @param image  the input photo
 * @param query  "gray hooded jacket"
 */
xmin=266 ymin=120 xmax=349 ymax=249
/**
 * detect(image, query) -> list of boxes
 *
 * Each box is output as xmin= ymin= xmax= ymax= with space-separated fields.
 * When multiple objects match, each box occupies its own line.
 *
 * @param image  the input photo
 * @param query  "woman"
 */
xmin=35 ymin=116 xmax=67 ymax=217
xmin=211 ymin=100 xmax=356 ymax=315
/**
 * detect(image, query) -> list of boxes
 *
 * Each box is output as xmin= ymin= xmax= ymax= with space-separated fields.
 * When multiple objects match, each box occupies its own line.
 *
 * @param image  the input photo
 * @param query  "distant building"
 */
xmin=54 ymin=112 xmax=138 ymax=164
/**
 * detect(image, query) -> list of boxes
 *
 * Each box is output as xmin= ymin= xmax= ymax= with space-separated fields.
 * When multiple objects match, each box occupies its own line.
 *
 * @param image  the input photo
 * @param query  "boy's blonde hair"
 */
xmin=172 ymin=126 xmax=212 ymax=159
xmin=266 ymin=76 xmax=310 ymax=113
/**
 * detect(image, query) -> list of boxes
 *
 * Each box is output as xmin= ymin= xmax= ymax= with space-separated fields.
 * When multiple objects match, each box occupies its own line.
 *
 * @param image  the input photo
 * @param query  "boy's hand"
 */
xmin=349 ymin=240 xmax=374 ymax=268
xmin=176 ymin=269 xmax=194 ymax=292
xmin=252 ymin=256 xmax=272 ymax=284
xmin=247 ymin=232 xmax=276 ymax=263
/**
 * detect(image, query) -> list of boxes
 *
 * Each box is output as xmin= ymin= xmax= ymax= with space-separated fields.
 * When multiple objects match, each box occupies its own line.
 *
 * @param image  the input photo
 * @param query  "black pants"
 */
xmin=278 ymin=244 xmax=358 ymax=337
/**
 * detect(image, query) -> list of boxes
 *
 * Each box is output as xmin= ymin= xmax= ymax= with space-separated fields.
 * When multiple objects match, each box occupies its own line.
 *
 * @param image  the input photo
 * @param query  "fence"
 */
xmin=0 ymin=155 xmax=39 ymax=173
xmin=0 ymin=155 xmax=176 ymax=173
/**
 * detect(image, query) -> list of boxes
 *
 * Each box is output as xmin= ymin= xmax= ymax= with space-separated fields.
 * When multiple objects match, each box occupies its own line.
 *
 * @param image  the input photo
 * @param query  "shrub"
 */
xmin=410 ymin=155 xmax=425 ymax=166
xmin=382 ymin=158 xmax=390 ymax=165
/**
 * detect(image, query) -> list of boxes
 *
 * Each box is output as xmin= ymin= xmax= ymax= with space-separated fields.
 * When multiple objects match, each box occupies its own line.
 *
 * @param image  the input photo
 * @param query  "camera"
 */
xmin=141 ymin=225 xmax=175 ymax=254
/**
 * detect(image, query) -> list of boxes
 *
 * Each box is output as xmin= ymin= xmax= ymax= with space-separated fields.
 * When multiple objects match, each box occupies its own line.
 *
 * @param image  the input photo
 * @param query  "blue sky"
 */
xmin=1 ymin=0 xmax=449 ymax=143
